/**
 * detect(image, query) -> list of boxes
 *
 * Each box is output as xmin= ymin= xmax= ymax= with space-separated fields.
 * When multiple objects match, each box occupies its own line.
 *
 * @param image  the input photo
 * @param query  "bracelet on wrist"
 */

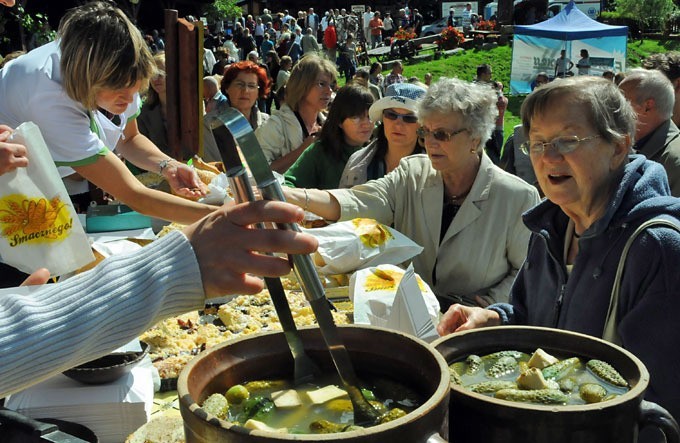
xmin=158 ymin=159 xmax=172 ymax=174
xmin=303 ymin=188 xmax=310 ymax=212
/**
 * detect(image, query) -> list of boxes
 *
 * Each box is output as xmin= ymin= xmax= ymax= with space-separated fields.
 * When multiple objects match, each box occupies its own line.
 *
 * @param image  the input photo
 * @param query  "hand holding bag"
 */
xmin=0 ymin=122 xmax=94 ymax=277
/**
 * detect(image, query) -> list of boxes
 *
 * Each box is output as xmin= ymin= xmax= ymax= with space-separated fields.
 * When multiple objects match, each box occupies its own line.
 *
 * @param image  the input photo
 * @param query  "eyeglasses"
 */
xmin=520 ymin=135 xmax=601 ymax=156
xmin=416 ymin=126 xmax=468 ymax=142
xmin=316 ymin=80 xmax=337 ymax=90
xmin=346 ymin=114 xmax=372 ymax=124
xmin=232 ymin=80 xmax=260 ymax=91
xmin=382 ymin=109 xmax=418 ymax=124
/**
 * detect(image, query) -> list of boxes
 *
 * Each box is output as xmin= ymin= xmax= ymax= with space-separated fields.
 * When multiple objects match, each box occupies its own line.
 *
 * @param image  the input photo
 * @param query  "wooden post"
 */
xmin=164 ymin=10 xmax=204 ymax=160
xmin=164 ymin=9 xmax=181 ymax=159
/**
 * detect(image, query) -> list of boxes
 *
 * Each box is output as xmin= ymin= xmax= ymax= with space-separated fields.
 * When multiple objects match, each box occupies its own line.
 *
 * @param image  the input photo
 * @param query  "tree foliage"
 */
xmin=613 ymin=0 xmax=678 ymax=33
xmin=203 ymin=0 xmax=241 ymax=24
xmin=3 ymin=3 xmax=56 ymax=50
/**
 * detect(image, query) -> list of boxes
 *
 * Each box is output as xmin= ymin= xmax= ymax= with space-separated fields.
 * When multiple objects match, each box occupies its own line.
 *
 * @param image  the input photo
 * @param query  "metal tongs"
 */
xmin=210 ymin=109 xmax=381 ymax=426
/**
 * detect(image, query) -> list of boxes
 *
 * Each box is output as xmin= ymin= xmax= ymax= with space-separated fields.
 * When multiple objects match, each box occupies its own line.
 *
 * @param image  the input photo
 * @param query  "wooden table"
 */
xmin=366 ymin=45 xmax=392 ymax=62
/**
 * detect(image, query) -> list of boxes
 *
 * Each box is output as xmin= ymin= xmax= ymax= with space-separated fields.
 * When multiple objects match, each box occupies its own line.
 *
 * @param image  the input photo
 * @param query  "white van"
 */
xmin=484 ymin=1 xmax=600 ymax=21
xmin=484 ymin=0 xmax=522 ymax=20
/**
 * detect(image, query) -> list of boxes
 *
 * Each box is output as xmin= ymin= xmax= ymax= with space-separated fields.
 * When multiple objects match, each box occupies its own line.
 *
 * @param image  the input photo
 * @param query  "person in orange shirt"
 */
xmin=369 ymin=12 xmax=384 ymax=49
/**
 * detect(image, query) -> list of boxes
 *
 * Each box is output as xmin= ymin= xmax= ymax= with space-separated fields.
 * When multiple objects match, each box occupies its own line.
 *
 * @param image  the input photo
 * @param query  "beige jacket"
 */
xmin=329 ymin=154 xmax=540 ymax=303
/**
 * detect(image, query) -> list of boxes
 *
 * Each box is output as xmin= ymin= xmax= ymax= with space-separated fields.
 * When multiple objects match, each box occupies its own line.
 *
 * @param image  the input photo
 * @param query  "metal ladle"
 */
xmin=212 ymin=125 xmax=319 ymax=385
xmin=210 ymin=110 xmax=381 ymax=426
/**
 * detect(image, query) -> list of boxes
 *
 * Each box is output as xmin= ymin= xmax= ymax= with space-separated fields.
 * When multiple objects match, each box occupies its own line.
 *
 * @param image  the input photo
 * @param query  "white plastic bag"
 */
xmin=350 ymin=264 xmax=440 ymax=342
xmin=304 ymin=218 xmax=423 ymax=274
xmin=0 ymin=122 xmax=95 ymax=276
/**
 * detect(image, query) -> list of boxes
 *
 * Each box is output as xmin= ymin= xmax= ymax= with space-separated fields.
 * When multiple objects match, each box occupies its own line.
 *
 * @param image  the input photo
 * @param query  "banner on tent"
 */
xmin=510 ymin=34 xmax=627 ymax=94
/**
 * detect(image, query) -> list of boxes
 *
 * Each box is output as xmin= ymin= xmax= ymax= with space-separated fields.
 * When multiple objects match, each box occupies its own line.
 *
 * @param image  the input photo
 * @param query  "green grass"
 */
xmin=355 ymin=38 xmax=679 ymax=144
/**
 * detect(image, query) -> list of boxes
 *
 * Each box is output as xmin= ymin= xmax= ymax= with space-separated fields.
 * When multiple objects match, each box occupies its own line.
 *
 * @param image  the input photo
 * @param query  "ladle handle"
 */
xmin=639 ymin=400 xmax=680 ymax=443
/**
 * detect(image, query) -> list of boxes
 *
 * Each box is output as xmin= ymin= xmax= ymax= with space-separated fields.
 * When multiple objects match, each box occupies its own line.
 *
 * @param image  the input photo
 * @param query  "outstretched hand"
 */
xmin=183 ymin=200 xmax=318 ymax=297
xmin=162 ymin=160 xmax=208 ymax=200
xmin=437 ymin=304 xmax=501 ymax=336
xmin=0 ymin=125 xmax=29 ymax=175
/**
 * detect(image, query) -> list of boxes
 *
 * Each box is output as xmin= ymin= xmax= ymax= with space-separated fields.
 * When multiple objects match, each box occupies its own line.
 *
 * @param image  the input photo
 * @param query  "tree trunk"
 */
xmin=18 ymin=0 xmax=28 ymax=51
xmin=498 ymin=0 xmax=513 ymax=25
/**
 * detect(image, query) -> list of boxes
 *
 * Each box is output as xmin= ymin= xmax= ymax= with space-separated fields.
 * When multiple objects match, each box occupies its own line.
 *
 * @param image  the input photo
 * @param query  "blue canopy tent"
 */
xmin=509 ymin=1 xmax=628 ymax=94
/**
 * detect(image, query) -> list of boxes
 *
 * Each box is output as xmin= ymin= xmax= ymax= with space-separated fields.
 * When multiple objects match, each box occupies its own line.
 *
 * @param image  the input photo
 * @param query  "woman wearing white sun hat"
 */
xmin=339 ymin=82 xmax=427 ymax=187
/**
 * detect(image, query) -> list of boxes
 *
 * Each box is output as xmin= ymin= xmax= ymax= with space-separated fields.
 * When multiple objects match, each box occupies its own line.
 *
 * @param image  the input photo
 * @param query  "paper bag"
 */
xmin=0 ymin=122 xmax=95 ymax=276
xmin=305 ymin=219 xmax=423 ymax=274
xmin=350 ymin=264 xmax=440 ymax=342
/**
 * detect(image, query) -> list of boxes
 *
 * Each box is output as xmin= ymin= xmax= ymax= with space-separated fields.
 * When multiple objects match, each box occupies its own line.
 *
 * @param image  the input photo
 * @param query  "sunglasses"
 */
xmin=416 ymin=127 xmax=468 ymax=142
xmin=382 ymin=109 xmax=418 ymax=124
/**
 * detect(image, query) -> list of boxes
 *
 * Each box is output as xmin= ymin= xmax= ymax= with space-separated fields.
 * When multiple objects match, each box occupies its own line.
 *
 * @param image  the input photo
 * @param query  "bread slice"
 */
xmin=125 ymin=414 xmax=185 ymax=443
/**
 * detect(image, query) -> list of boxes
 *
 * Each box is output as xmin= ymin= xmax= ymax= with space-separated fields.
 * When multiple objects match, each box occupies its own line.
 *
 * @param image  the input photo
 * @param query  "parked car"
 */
xmin=421 ymin=17 xmax=451 ymax=36
xmin=421 ymin=15 xmax=476 ymax=36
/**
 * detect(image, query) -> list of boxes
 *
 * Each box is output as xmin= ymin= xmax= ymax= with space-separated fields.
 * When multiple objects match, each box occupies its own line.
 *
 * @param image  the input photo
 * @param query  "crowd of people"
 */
xmin=1 ymin=1 xmax=680 ymax=435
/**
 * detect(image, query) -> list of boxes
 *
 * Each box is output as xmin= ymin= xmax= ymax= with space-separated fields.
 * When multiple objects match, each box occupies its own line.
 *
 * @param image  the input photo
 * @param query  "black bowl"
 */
xmin=63 ymin=342 xmax=149 ymax=385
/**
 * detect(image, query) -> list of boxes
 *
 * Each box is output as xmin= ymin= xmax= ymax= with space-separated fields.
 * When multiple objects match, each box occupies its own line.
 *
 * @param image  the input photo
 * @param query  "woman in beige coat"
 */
xmin=284 ymin=78 xmax=540 ymax=309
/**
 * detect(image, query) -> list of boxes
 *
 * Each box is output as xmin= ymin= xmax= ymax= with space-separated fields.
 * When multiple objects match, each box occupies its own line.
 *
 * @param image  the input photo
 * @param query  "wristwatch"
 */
xmin=158 ymin=159 xmax=171 ymax=174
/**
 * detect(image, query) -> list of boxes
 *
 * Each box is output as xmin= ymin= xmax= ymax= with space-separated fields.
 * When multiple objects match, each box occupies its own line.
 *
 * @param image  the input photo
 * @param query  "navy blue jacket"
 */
xmin=492 ymin=155 xmax=680 ymax=421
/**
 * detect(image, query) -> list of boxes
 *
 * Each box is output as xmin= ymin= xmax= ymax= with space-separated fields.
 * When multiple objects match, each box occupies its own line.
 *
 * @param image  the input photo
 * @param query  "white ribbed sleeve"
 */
xmin=0 ymin=231 xmax=204 ymax=398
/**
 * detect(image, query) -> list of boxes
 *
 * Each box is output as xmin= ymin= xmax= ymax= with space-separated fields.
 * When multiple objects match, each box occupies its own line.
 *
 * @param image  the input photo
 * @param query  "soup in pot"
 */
xmin=199 ymin=373 xmax=424 ymax=434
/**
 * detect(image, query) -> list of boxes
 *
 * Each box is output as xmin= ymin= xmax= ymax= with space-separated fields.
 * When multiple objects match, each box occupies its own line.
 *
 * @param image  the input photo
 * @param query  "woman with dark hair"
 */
xmin=219 ymin=61 xmax=271 ymax=129
xmin=576 ymin=48 xmax=591 ymax=76
xmin=284 ymin=84 xmax=374 ymax=189
xmin=339 ymin=83 xmax=426 ymax=187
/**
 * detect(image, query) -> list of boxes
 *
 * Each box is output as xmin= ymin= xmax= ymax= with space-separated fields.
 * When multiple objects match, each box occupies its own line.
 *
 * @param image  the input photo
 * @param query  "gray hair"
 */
xmin=418 ymin=77 xmax=498 ymax=151
xmin=203 ymin=76 xmax=219 ymax=93
xmin=521 ymin=76 xmax=636 ymax=146
xmin=620 ymin=68 xmax=675 ymax=119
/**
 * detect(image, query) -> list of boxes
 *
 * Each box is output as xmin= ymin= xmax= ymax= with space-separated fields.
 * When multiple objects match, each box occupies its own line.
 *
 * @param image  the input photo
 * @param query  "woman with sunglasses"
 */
xmin=284 ymin=84 xmax=375 ymax=189
xmin=255 ymin=54 xmax=337 ymax=173
xmin=339 ymin=83 xmax=426 ymax=188
xmin=284 ymin=78 xmax=539 ymax=308
xmin=219 ymin=61 xmax=271 ymax=129
xmin=438 ymin=77 xmax=680 ymax=434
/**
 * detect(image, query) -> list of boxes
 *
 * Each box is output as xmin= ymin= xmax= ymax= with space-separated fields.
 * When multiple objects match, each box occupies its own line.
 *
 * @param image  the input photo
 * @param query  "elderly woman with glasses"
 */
xmin=339 ymin=82 xmax=426 ymax=188
xmin=219 ymin=61 xmax=271 ymax=130
xmin=255 ymin=54 xmax=337 ymax=173
xmin=438 ymin=76 xmax=680 ymax=428
xmin=284 ymin=77 xmax=540 ymax=308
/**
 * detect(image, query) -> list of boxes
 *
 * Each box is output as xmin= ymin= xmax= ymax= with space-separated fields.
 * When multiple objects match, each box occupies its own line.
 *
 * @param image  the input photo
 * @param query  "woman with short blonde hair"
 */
xmin=0 ymin=2 xmax=214 ymax=225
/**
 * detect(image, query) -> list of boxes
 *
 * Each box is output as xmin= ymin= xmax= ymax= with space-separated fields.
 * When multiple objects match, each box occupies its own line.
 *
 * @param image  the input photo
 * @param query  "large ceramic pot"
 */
xmin=432 ymin=326 xmax=680 ymax=443
xmin=178 ymin=325 xmax=450 ymax=442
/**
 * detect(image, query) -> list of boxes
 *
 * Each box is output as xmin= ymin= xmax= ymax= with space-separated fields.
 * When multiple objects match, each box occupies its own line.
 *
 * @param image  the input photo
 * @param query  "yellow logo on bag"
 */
xmin=352 ymin=218 xmax=393 ymax=248
xmin=0 ymin=195 xmax=73 ymax=247
xmin=364 ymin=268 xmax=427 ymax=292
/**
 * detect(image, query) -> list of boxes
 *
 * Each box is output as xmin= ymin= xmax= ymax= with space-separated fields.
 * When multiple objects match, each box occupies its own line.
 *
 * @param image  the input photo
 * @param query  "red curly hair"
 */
xmin=220 ymin=61 xmax=271 ymax=99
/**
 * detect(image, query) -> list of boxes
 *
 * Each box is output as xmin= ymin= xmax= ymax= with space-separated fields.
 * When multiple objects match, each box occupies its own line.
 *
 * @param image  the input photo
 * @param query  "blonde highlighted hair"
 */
xmin=58 ymin=2 xmax=155 ymax=110
xmin=284 ymin=54 xmax=337 ymax=112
